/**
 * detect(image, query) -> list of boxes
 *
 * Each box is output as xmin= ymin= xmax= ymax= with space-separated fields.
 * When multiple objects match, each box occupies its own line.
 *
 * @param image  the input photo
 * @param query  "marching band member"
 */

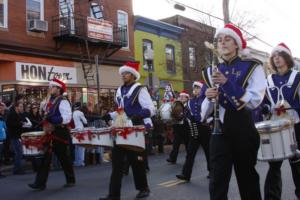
xmin=201 ymin=24 xmax=266 ymax=200
xmin=263 ymin=43 xmax=300 ymax=200
xmin=166 ymin=90 xmax=190 ymax=164
xmin=29 ymin=78 xmax=75 ymax=190
xmin=176 ymin=81 xmax=211 ymax=182
xmin=99 ymin=62 xmax=155 ymax=200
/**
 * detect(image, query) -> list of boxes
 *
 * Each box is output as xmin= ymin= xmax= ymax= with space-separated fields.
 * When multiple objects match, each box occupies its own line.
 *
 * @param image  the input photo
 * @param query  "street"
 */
xmin=0 ymin=148 xmax=298 ymax=200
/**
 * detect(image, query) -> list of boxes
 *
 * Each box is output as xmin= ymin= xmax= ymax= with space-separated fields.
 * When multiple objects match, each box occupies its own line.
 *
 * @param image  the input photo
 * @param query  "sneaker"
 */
xmin=136 ymin=189 xmax=150 ymax=199
xmin=28 ymin=183 xmax=46 ymax=190
xmin=176 ymin=174 xmax=190 ymax=182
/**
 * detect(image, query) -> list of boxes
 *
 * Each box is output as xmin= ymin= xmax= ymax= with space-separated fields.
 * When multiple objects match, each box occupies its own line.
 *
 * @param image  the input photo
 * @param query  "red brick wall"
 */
xmin=0 ymin=0 xmax=134 ymax=62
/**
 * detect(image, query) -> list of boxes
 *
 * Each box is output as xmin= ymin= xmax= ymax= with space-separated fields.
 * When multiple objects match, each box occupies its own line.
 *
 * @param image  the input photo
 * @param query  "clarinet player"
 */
xmin=201 ymin=24 xmax=266 ymax=200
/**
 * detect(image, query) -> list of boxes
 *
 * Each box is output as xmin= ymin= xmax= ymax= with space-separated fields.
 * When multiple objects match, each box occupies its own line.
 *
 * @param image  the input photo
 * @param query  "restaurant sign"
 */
xmin=16 ymin=62 xmax=77 ymax=83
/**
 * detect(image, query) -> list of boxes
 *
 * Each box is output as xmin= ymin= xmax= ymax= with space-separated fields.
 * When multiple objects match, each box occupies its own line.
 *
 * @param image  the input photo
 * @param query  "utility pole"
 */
xmin=95 ymin=55 xmax=101 ymax=113
xmin=223 ymin=0 xmax=230 ymax=24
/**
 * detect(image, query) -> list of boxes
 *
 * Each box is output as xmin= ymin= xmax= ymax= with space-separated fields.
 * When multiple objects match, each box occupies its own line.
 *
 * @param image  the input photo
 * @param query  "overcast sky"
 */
xmin=133 ymin=0 xmax=300 ymax=58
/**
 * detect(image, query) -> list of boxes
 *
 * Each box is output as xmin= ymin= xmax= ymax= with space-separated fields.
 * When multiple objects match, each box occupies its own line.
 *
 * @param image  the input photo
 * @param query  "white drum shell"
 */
xmin=115 ymin=127 xmax=145 ymax=152
xmin=21 ymin=131 xmax=45 ymax=156
xmin=92 ymin=128 xmax=113 ymax=147
xmin=71 ymin=129 xmax=92 ymax=146
xmin=256 ymin=119 xmax=297 ymax=161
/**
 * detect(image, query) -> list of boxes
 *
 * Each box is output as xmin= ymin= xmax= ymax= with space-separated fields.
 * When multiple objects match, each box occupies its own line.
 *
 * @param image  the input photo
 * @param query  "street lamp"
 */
xmin=174 ymin=3 xmax=185 ymax=11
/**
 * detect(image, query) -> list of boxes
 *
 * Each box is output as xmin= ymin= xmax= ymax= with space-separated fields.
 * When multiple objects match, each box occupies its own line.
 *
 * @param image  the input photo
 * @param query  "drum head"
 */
xmin=255 ymin=118 xmax=293 ymax=133
xmin=21 ymin=131 xmax=45 ymax=137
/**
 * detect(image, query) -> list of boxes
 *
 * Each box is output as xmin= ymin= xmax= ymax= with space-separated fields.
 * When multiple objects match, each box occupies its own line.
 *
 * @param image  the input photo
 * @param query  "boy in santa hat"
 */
xmin=99 ymin=61 xmax=155 ymax=200
xmin=29 ymin=78 xmax=75 ymax=190
xmin=201 ymin=24 xmax=266 ymax=199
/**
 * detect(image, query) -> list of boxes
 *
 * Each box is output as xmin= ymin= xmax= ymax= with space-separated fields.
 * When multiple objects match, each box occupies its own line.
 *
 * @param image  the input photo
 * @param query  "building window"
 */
xmin=59 ymin=0 xmax=75 ymax=34
xmin=117 ymin=10 xmax=129 ymax=48
xmin=189 ymin=47 xmax=196 ymax=69
xmin=26 ymin=0 xmax=44 ymax=21
xmin=0 ymin=0 xmax=8 ymax=28
xmin=166 ymin=45 xmax=176 ymax=73
xmin=90 ymin=2 xmax=103 ymax=19
xmin=143 ymin=39 xmax=154 ymax=71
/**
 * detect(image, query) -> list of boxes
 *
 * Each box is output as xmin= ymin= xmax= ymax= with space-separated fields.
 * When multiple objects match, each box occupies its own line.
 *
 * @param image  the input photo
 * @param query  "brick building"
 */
xmin=0 ymin=0 xmax=134 ymax=112
xmin=161 ymin=15 xmax=215 ymax=93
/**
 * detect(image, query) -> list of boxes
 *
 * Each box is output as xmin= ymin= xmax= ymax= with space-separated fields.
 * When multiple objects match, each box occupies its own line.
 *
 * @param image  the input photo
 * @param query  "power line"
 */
xmin=166 ymin=0 xmax=273 ymax=48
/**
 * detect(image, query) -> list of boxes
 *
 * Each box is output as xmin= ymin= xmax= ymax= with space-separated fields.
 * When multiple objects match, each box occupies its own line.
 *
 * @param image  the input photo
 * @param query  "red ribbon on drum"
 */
xmin=275 ymin=105 xmax=286 ymax=116
xmin=112 ymin=126 xmax=145 ymax=139
xmin=21 ymin=134 xmax=52 ymax=150
xmin=74 ymin=130 xmax=94 ymax=142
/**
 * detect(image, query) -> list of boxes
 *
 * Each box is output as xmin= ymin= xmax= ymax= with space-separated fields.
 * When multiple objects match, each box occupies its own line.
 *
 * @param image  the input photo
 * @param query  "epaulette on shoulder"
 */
xmin=241 ymin=57 xmax=263 ymax=66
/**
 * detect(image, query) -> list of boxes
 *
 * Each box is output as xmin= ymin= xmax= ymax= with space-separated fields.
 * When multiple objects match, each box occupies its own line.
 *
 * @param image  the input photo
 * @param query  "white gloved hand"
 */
xmin=22 ymin=117 xmax=32 ymax=128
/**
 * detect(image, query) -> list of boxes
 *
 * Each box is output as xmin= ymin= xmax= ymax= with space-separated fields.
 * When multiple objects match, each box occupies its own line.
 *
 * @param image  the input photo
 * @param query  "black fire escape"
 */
xmin=52 ymin=0 xmax=128 ymax=88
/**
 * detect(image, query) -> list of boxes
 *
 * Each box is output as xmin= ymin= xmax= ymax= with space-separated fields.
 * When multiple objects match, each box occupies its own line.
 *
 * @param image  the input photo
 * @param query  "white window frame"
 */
xmin=117 ymin=10 xmax=129 ymax=49
xmin=26 ymin=0 xmax=45 ymax=21
xmin=0 ymin=0 xmax=8 ymax=28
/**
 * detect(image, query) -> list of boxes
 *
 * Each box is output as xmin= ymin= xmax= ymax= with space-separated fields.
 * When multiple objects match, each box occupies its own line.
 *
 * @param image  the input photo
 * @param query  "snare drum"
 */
xmin=92 ymin=127 xmax=113 ymax=147
xmin=255 ymin=118 xmax=297 ymax=161
xmin=113 ymin=125 xmax=145 ymax=152
xmin=71 ymin=128 xmax=94 ymax=147
xmin=21 ymin=131 xmax=47 ymax=156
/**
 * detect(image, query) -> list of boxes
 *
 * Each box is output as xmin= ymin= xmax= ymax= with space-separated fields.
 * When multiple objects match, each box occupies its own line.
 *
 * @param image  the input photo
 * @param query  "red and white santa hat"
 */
xmin=49 ymin=78 xmax=66 ymax=92
xmin=215 ymin=23 xmax=247 ymax=51
xmin=179 ymin=90 xmax=190 ymax=98
xmin=271 ymin=43 xmax=292 ymax=56
xmin=192 ymin=80 xmax=204 ymax=88
xmin=119 ymin=61 xmax=141 ymax=81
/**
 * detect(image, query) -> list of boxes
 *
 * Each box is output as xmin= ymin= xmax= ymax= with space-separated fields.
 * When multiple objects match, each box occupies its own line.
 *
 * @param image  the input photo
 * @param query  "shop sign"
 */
xmin=87 ymin=17 xmax=113 ymax=41
xmin=16 ymin=62 xmax=77 ymax=83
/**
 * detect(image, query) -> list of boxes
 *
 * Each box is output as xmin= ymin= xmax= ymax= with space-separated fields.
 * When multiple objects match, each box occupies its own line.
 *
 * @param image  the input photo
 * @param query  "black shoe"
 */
xmin=166 ymin=158 xmax=176 ymax=164
xmin=176 ymin=174 xmax=190 ymax=182
xmin=64 ymin=182 xmax=75 ymax=188
xmin=28 ymin=183 xmax=46 ymax=190
xmin=0 ymin=173 xmax=6 ymax=178
xmin=98 ymin=195 xmax=120 ymax=200
xmin=136 ymin=189 xmax=150 ymax=199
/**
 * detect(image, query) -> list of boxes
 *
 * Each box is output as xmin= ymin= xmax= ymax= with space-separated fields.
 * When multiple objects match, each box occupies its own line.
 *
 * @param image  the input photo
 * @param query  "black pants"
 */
xmin=108 ymin=146 xmax=149 ymax=198
xmin=264 ymin=123 xmax=300 ymax=200
xmin=182 ymin=124 xmax=210 ymax=179
xmin=209 ymin=109 xmax=262 ymax=200
xmin=168 ymin=123 xmax=189 ymax=162
xmin=34 ymin=127 xmax=75 ymax=186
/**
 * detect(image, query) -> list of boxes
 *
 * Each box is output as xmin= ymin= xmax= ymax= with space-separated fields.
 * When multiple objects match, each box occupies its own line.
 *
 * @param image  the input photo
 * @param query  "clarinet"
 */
xmin=204 ymin=41 xmax=223 ymax=135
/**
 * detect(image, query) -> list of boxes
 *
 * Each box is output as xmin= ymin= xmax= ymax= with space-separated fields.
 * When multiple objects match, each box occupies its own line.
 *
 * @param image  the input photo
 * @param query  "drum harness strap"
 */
xmin=266 ymin=70 xmax=298 ymax=113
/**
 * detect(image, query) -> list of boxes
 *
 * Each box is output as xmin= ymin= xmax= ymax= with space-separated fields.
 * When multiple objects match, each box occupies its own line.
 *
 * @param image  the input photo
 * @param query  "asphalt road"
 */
xmin=0 ymin=147 xmax=298 ymax=200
